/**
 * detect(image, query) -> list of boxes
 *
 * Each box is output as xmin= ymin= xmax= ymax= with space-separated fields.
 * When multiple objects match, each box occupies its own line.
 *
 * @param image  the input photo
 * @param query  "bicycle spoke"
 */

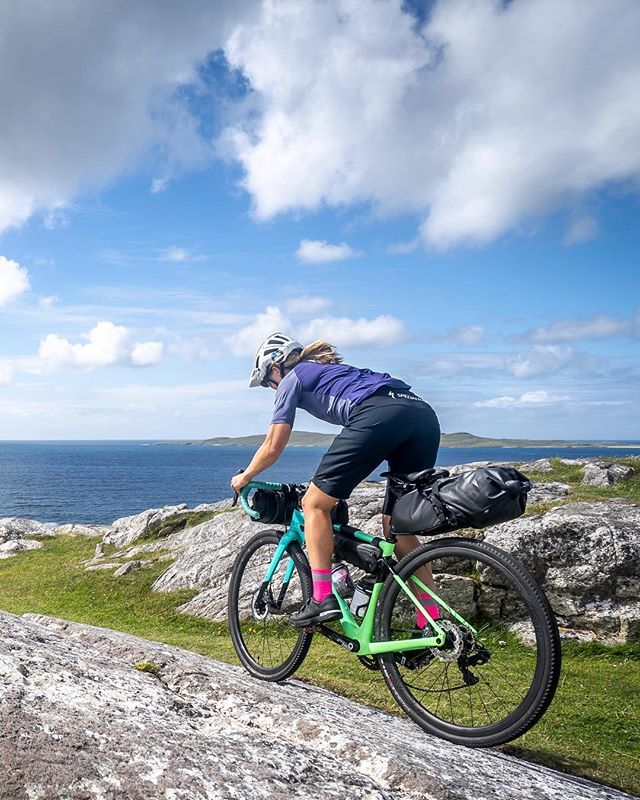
xmin=380 ymin=539 xmax=559 ymax=742
xmin=231 ymin=533 xmax=311 ymax=676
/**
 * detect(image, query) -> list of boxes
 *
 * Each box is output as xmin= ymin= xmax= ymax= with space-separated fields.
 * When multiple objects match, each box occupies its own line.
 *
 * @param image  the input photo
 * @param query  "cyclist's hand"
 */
xmin=231 ymin=472 xmax=251 ymax=493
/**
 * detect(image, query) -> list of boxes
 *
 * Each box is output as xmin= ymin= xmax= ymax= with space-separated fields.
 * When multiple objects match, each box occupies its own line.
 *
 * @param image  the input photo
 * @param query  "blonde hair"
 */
xmin=284 ymin=339 xmax=343 ymax=368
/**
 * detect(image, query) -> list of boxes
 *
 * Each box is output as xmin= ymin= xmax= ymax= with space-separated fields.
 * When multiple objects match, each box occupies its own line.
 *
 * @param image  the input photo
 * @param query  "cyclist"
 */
xmin=230 ymin=332 xmax=441 ymax=628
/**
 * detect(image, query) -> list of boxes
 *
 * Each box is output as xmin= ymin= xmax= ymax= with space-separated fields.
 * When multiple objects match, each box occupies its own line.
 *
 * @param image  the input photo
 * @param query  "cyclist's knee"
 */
xmin=302 ymin=483 xmax=337 ymax=513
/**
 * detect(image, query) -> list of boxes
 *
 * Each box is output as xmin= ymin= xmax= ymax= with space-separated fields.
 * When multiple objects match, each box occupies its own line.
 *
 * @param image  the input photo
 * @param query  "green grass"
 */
xmin=522 ymin=456 xmax=640 ymax=514
xmin=0 ymin=533 xmax=639 ymax=795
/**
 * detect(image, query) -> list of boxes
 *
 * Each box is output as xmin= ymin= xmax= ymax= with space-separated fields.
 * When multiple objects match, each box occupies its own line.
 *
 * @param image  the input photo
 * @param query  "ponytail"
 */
xmin=284 ymin=339 xmax=343 ymax=368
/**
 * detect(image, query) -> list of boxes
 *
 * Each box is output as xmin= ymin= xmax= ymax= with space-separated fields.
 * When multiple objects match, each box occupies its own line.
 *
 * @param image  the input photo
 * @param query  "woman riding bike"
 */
xmin=230 ymin=332 xmax=441 ymax=628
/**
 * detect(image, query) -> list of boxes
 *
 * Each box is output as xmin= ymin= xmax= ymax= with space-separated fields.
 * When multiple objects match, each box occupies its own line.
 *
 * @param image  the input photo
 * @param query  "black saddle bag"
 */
xmin=390 ymin=467 xmax=531 ymax=536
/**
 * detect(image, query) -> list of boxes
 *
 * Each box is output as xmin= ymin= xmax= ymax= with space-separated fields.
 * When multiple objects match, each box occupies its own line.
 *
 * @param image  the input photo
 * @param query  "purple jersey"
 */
xmin=271 ymin=361 xmax=411 ymax=428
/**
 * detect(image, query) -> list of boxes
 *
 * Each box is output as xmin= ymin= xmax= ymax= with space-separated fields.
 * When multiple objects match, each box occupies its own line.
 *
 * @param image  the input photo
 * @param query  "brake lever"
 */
xmin=231 ymin=468 xmax=245 ymax=507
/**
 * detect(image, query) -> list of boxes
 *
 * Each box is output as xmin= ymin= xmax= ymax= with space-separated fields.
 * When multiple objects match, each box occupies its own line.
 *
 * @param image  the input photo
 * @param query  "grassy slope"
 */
xmin=0 ymin=458 xmax=639 ymax=794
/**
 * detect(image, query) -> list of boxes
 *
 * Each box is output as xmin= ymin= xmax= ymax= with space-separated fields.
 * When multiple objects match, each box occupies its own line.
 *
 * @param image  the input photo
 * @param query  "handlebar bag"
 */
xmin=250 ymin=485 xmax=301 ymax=525
xmin=391 ymin=466 xmax=531 ymax=535
xmin=250 ymin=487 xmax=349 ymax=526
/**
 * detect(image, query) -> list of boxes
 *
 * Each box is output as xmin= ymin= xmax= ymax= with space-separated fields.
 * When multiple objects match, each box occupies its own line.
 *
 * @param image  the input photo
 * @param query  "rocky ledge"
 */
xmin=0 ymin=610 xmax=634 ymax=800
xmin=1 ymin=458 xmax=638 ymax=642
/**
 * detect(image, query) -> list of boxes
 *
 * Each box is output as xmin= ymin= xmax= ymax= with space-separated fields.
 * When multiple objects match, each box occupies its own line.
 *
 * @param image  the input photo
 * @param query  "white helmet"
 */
xmin=249 ymin=332 xmax=303 ymax=388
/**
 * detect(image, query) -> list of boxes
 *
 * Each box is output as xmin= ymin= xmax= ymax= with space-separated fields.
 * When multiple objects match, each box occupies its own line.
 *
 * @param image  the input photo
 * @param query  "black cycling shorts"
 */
xmin=311 ymin=387 xmax=440 ymax=515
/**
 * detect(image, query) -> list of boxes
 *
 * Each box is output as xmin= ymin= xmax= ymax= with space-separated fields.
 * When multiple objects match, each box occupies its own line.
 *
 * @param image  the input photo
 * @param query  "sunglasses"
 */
xmin=261 ymin=371 xmax=278 ymax=389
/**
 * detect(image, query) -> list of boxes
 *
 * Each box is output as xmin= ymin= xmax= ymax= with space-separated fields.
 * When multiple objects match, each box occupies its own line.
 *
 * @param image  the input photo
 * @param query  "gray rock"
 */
xmin=84 ymin=562 xmax=124 ymax=573
xmin=483 ymin=501 xmax=640 ymax=642
xmin=521 ymin=458 xmax=554 ymax=473
xmin=527 ymin=481 xmax=571 ymax=504
xmin=0 ymin=538 xmax=43 ymax=559
xmin=53 ymin=523 xmax=112 ymax=537
xmin=113 ymin=559 xmax=143 ymax=577
xmin=582 ymin=461 xmax=635 ymax=487
xmin=0 ymin=611 xmax=631 ymax=800
xmin=94 ymin=542 xmax=105 ymax=559
xmin=105 ymin=503 xmax=189 ymax=548
xmin=113 ymin=559 xmax=156 ymax=577
xmin=0 ymin=517 xmax=53 ymax=544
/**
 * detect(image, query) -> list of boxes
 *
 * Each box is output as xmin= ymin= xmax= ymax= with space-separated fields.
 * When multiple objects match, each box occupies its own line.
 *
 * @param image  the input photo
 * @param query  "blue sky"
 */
xmin=0 ymin=0 xmax=638 ymax=440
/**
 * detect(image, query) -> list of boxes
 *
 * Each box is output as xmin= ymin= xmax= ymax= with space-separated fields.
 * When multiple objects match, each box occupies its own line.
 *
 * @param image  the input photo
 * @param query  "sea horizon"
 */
xmin=1 ymin=439 xmax=638 ymax=525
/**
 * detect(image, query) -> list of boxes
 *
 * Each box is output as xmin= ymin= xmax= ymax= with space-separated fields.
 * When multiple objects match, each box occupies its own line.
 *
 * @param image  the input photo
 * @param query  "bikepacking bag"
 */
xmin=333 ymin=528 xmax=381 ymax=572
xmin=249 ymin=485 xmax=303 ymax=525
xmin=250 ymin=486 xmax=349 ymax=527
xmin=390 ymin=467 xmax=532 ymax=536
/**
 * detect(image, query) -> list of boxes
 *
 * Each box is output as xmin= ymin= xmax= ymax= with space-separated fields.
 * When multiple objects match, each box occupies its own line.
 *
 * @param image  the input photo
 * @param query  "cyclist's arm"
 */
xmin=241 ymin=423 xmax=291 ymax=480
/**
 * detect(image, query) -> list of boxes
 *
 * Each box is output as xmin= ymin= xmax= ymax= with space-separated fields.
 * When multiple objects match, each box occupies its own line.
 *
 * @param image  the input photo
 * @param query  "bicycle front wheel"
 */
xmin=228 ymin=529 xmax=313 ymax=681
xmin=376 ymin=537 xmax=561 ymax=747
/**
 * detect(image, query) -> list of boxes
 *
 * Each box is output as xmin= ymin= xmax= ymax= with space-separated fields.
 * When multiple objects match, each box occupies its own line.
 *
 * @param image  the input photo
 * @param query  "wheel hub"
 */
xmin=251 ymin=588 xmax=270 ymax=621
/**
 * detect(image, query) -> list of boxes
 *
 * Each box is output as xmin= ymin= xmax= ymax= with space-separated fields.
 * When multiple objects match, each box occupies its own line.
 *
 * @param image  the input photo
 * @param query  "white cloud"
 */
xmin=386 ymin=238 xmax=420 ymax=255
xmin=225 ymin=305 xmax=407 ymax=357
xmin=150 ymin=177 xmax=169 ymax=194
xmin=37 ymin=321 xmax=164 ymax=371
xmin=507 ymin=345 xmax=575 ymax=379
xmin=525 ymin=314 xmax=632 ymax=343
xmin=564 ymin=215 xmax=599 ymax=245
xmin=0 ymin=256 xmax=30 ymax=307
xmin=225 ymin=305 xmax=292 ymax=357
xmin=285 ymin=296 xmax=331 ymax=315
xmin=38 ymin=295 xmax=60 ymax=309
xmin=416 ymin=352 xmax=505 ymax=378
xmin=452 ymin=325 xmax=485 ymax=346
xmin=296 ymin=239 xmax=359 ymax=264
xmin=299 ymin=314 xmax=407 ymax=348
xmin=43 ymin=204 xmax=69 ymax=230
xmin=160 ymin=247 xmax=191 ymax=262
xmin=0 ymin=361 xmax=15 ymax=385
xmin=0 ymin=1 xmax=258 ymax=233
xmin=131 ymin=341 xmax=164 ymax=367
xmin=475 ymin=390 xmax=571 ymax=408
xmin=225 ymin=0 xmax=640 ymax=248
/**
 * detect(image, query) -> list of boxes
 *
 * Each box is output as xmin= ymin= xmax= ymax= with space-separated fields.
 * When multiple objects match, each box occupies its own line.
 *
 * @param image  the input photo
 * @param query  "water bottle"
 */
xmin=349 ymin=577 xmax=375 ymax=618
xmin=331 ymin=561 xmax=354 ymax=598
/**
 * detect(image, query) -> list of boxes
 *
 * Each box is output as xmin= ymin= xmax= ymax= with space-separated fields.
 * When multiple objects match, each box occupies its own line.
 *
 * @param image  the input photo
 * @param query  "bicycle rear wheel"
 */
xmin=228 ymin=529 xmax=313 ymax=681
xmin=376 ymin=537 xmax=561 ymax=747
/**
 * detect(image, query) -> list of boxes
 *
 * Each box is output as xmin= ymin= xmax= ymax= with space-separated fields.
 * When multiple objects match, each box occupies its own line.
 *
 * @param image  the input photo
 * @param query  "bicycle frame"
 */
xmin=239 ymin=482 xmax=478 ymax=656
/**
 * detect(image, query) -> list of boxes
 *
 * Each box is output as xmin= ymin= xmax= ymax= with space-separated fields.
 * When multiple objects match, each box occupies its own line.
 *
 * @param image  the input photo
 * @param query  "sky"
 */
xmin=0 ymin=0 xmax=638 ymax=441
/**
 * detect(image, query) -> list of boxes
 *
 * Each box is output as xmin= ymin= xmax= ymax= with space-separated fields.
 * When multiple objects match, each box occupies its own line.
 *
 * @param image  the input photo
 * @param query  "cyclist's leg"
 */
xmin=300 ymin=483 xmax=338 ymax=599
xmin=382 ymin=402 xmax=440 ymax=617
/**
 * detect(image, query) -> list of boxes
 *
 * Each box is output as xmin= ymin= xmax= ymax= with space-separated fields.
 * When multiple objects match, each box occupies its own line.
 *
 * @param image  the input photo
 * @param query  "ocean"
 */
xmin=0 ymin=440 xmax=638 ymax=525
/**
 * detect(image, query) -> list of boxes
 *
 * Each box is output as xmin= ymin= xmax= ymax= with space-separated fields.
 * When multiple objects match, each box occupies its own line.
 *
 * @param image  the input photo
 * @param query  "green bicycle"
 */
xmin=227 ymin=479 xmax=561 ymax=748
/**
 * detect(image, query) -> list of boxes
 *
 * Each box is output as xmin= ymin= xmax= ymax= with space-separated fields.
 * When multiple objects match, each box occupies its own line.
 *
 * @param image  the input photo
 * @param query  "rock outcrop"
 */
xmin=0 ymin=610 xmax=633 ymax=800
xmin=582 ymin=461 xmax=636 ymax=487
xmin=483 ymin=501 xmax=640 ymax=642
xmin=0 ymin=538 xmax=43 ymax=560
xmin=0 ymin=517 xmax=53 ymax=543
xmin=104 ymin=503 xmax=190 ymax=548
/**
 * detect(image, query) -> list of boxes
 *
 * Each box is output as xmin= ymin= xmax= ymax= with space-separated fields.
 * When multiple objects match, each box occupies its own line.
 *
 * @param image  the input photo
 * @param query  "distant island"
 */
xmin=171 ymin=431 xmax=635 ymax=448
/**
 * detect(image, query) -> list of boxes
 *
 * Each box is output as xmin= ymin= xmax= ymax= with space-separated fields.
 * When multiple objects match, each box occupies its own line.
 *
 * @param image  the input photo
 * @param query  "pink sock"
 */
xmin=312 ymin=569 xmax=333 ymax=602
xmin=416 ymin=592 xmax=440 ymax=630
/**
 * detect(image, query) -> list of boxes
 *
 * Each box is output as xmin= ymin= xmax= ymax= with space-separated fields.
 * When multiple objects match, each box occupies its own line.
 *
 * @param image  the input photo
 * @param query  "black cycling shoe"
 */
xmin=289 ymin=595 xmax=342 ymax=628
